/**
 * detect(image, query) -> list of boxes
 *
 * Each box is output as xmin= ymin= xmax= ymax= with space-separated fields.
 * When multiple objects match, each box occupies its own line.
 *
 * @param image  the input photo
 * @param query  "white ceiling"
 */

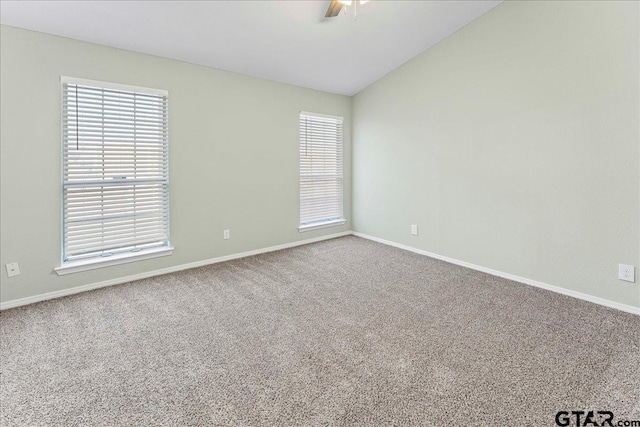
xmin=0 ymin=0 xmax=502 ymax=96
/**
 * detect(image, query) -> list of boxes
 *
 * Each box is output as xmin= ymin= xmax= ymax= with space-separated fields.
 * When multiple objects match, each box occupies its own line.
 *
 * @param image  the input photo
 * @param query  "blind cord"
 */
xmin=305 ymin=118 xmax=308 ymax=156
xmin=75 ymin=85 xmax=79 ymax=150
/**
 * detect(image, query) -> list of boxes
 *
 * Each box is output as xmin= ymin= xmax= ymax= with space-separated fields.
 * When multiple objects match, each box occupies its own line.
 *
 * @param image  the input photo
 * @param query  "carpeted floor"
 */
xmin=1 ymin=236 xmax=639 ymax=426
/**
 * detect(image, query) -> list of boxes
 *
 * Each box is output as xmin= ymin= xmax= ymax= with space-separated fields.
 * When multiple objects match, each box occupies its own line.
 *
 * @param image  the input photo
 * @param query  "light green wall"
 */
xmin=0 ymin=25 xmax=351 ymax=303
xmin=352 ymin=1 xmax=640 ymax=308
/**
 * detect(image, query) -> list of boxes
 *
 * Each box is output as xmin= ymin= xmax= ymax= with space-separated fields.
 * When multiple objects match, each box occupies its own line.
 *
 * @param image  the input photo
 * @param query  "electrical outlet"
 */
xmin=223 ymin=229 xmax=230 ymax=240
xmin=6 ymin=262 xmax=20 ymax=277
xmin=618 ymin=264 xmax=635 ymax=283
xmin=411 ymin=225 xmax=418 ymax=236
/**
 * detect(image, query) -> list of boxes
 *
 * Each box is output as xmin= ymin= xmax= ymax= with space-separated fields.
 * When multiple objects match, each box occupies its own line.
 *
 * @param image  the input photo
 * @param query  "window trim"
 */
xmin=298 ymin=111 xmax=345 ymax=231
xmin=298 ymin=219 xmax=346 ymax=233
xmin=55 ymin=246 xmax=174 ymax=275
xmin=61 ymin=76 xmax=168 ymax=97
xmin=58 ymin=76 xmax=171 ymax=274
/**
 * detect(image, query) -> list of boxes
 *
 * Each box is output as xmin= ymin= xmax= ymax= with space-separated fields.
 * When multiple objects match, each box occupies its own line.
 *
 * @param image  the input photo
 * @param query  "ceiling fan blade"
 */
xmin=325 ymin=0 xmax=344 ymax=18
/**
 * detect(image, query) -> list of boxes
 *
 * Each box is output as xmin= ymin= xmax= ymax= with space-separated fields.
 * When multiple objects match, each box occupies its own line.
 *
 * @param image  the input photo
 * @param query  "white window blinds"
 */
xmin=299 ymin=112 xmax=344 ymax=228
xmin=61 ymin=78 xmax=169 ymax=263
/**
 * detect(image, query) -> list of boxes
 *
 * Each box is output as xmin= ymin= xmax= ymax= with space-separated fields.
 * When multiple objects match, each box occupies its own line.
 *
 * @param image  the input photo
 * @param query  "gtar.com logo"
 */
xmin=555 ymin=411 xmax=640 ymax=427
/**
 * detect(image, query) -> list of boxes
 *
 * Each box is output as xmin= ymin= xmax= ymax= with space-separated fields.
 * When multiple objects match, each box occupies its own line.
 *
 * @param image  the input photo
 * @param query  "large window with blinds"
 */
xmin=57 ymin=77 xmax=172 ymax=274
xmin=299 ymin=111 xmax=345 ymax=231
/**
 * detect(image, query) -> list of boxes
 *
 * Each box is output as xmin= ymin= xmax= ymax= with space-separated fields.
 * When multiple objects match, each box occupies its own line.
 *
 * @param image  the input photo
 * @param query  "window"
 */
xmin=56 ymin=77 xmax=172 ymax=275
xmin=299 ymin=111 xmax=345 ymax=231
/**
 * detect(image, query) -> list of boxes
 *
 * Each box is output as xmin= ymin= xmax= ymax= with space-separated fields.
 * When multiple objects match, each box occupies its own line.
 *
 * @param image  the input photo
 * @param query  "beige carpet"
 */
xmin=1 ymin=236 xmax=639 ymax=426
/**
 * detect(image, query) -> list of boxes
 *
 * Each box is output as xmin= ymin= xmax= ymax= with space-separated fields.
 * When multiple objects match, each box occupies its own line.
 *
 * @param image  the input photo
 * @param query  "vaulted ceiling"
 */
xmin=0 ymin=1 xmax=502 ymax=95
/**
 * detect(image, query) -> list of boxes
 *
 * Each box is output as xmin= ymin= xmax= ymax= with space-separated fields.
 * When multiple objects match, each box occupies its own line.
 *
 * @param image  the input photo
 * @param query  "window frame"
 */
xmin=298 ymin=111 xmax=346 ymax=232
xmin=55 ymin=77 xmax=173 ymax=275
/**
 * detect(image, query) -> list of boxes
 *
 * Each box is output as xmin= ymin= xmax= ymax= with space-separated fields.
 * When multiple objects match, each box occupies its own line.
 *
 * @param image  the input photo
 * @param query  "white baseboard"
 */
xmin=4 ymin=230 xmax=637 ymax=316
xmin=0 ymin=231 xmax=353 ymax=311
xmin=353 ymin=232 xmax=640 ymax=316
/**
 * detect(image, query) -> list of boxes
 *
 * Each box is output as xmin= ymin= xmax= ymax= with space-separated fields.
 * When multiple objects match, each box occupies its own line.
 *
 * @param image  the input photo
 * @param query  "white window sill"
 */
xmin=298 ymin=219 xmax=346 ymax=233
xmin=55 ymin=247 xmax=174 ymax=276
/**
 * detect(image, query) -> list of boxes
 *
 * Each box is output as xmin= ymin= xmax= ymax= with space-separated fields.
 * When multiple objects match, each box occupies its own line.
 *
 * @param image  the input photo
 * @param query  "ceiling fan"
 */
xmin=325 ymin=0 xmax=369 ymax=18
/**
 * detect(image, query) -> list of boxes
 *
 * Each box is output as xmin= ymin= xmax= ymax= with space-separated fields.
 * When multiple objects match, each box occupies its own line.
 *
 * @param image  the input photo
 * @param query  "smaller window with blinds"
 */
xmin=299 ymin=111 xmax=346 ymax=231
xmin=56 ymin=77 xmax=172 ymax=275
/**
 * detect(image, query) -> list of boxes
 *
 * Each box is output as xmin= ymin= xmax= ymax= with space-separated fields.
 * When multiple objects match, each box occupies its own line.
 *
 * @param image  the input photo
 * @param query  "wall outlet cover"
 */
xmin=223 ymin=229 xmax=230 ymax=240
xmin=411 ymin=225 xmax=418 ymax=236
xmin=6 ymin=262 xmax=20 ymax=277
xmin=618 ymin=264 xmax=635 ymax=283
